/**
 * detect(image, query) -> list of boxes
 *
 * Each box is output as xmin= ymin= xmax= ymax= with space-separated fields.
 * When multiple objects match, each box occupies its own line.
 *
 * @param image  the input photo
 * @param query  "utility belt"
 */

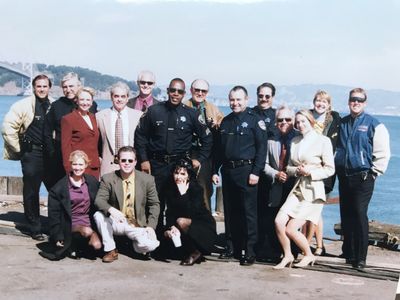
xmin=151 ymin=152 xmax=191 ymax=164
xmin=20 ymin=137 xmax=44 ymax=153
xmin=223 ymin=159 xmax=253 ymax=169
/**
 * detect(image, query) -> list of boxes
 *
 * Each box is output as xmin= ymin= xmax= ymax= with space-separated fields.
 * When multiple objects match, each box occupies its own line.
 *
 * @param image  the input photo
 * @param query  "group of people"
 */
xmin=1 ymin=70 xmax=391 ymax=270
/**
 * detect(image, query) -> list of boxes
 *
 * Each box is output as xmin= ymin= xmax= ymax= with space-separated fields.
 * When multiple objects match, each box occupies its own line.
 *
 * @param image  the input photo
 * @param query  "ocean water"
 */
xmin=0 ymin=96 xmax=398 ymax=237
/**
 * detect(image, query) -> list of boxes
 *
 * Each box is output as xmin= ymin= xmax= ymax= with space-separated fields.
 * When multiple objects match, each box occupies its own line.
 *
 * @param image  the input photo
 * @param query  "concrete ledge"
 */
xmin=0 ymin=176 xmax=23 ymax=195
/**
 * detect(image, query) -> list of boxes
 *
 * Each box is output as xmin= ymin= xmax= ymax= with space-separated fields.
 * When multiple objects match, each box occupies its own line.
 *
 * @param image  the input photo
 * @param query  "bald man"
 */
xmin=127 ymin=70 xmax=160 ymax=112
xmin=184 ymin=79 xmax=224 ymax=211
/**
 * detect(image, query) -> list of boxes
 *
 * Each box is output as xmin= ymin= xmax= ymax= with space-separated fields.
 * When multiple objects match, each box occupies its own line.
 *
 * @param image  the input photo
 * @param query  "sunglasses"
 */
xmin=139 ymin=81 xmax=154 ymax=86
xmin=277 ymin=118 xmax=292 ymax=123
xmin=120 ymin=159 xmax=134 ymax=163
xmin=168 ymin=88 xmax=185 ymax=95
xmin=193 ymin=88 xmax=208 ymax=94
xmin=258 ymin=94 xmax=272 ymax=100
xmin=349 ymin=97 xmax=366 ymax=103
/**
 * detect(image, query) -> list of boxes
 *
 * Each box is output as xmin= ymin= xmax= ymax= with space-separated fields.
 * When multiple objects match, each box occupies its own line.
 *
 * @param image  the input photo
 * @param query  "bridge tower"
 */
xmin=21 ymin=63 xmax=34 ymax=96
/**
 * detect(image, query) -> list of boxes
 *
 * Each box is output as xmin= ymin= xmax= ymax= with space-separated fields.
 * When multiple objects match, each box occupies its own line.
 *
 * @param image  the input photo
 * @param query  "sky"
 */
xmin=0 ymin=0 xmax=399 ymax=91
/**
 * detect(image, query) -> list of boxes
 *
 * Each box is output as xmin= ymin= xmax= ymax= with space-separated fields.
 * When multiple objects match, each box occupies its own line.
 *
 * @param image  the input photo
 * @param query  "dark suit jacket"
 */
xmin=127 ymin=95 xmax=160 ymax=111
xmin=95 ymin=170 xmax=160 ymax=229
xmin=263 ymin=130 xmax=297 ymax=207
xmin=43 ymin=174 xmax=99 ymax=260
xmin=61 ymin=110 xmax=100 ymax=178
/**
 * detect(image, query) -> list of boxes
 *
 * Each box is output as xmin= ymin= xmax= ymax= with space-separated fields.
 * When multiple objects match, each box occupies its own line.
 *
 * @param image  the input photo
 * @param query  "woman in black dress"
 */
xmin=164 ymin=159 xmax=217 ymax=265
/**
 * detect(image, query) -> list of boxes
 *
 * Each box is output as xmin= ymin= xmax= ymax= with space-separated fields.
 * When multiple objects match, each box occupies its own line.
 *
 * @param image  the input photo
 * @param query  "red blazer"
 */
xmin=61 ymin=110 xmax=100 ymax=179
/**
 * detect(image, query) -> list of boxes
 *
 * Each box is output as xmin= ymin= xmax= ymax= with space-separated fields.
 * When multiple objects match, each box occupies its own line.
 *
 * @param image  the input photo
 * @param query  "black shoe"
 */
xmin=31 ymin=233 xmax=45 ymax=241
xmin=353 ymin=260 xmax=366 ymax=270
xmin=219 ymin=249 xmax=234 ymax=260
xmin=240 ymin=255 xmax=256 ymax=266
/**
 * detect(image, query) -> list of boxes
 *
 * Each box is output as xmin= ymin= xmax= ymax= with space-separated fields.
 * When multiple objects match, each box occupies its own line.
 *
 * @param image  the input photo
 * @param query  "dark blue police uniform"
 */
xmin=134 ymin=101 xmax=212 ymax=232
xmin=214 ymin=107 xmax=267 ymax=263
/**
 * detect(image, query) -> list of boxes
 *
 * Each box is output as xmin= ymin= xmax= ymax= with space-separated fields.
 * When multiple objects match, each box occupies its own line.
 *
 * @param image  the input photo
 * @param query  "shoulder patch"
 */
xmin=198 ymin=114 xmax=206 ymax=125
xmin=258 ymin=120 xmax=266 ymax=131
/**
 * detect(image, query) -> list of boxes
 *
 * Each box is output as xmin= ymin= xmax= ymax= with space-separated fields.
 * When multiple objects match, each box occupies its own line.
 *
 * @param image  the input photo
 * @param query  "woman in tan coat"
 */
xmin=273 ymin=110 xmax=335 ymax=269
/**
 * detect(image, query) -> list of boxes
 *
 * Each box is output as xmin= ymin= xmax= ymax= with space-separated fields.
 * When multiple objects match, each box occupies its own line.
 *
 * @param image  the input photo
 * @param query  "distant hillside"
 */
xmin=35 ymin=64 xmax=137 ymax=92
xmin=0 ymin=62 xmax=161 ymax=98
xmin=205 ymin=84 xmax=400 ymax=116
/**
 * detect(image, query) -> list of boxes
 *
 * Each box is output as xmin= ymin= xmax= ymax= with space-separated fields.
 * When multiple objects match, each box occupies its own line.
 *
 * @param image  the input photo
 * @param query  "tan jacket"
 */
xmin=95 ymin=170 xmax=160 ymax=229
xmin=184 ymin=99 xmax=224 ymax=127
xmin=96 ymin=107 xmax=142 ymax=176
xmin=2 ymin=95 xmax=55 ymax=160
xmin=286 ymin=131 xmax=335 ymax=202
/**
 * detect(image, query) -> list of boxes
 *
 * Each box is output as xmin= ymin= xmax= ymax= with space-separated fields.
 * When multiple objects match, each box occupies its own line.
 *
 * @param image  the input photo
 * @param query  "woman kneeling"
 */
xmin=164 ymin=159 xmax=217 ymax=266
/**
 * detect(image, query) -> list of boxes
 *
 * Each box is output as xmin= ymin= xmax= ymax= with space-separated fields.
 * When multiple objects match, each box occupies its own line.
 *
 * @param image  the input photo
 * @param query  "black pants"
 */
xmin=222 ymin=165 xmax=258 ymax=257
xmin=338 ymin=172 xmax=375 ymax=262
xmin=21 ymin=148 xmax=52 ymax=233
xmin=45 ymin=143 xmax=66 ymax=189
xmin=150 ymin=159 xmax=177 ymax=234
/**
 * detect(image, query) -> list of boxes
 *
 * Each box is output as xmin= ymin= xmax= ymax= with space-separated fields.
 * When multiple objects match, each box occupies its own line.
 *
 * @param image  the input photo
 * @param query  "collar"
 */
xmin=137 ymin=94 xmax=153 ymax=102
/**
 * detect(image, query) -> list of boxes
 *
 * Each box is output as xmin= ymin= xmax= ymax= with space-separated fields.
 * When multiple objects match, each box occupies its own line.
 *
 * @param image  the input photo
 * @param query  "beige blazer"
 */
xmin=286 ymin=131 xmax=335 ymax=202
xmin=96 ymin=107 xmax=142 ymax=176
xmin=2 ymin=95 xmax=55 ymax=160
xmin=95 ymin=170 xmax=160 ymax=229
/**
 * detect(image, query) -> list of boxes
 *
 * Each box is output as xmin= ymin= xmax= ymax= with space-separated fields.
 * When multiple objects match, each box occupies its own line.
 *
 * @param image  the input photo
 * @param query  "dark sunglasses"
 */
xmin=258 ymin=94 xmax=272 ymax=100
xmin=120 ymin=159 xmax=134 ymax=163
xmin=139 ymin=81 xmax=154 ymax=86
xmin=349 ymin=97 xmax=366 ymax=103
xmin=193 ymin=88 xmax=208 ymax=94
xmin=277 ymin=118 xmax=292 ymax=123
xmin=168 ymin=88 xmax=185 ymax=95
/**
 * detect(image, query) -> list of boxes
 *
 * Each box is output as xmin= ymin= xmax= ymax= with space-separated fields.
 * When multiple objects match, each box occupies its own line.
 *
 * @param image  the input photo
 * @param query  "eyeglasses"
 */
xmin=120 ymin=159 xmax=134 ymax=163
xmin=258 ymin=94 xmax=272 ymax=100
xmin=168 ymin=88 xmax=185 ymax=95
xmin=139 ymin=81 xmax=154 ymax=86
xmin=193 ymin=88 xmax=208 ymax=94
xmin=277 ymin=118 xmax=292 ymax=123
xmin=349 ymin=97 xmax=366 ymax=103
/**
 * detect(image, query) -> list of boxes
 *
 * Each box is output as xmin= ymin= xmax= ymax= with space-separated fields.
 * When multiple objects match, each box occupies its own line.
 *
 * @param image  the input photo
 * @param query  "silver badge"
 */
xmin=258 ymin=120 xmax=266 ymax=130
xmin=198 ymin=114 xmax=206 ymax=125
xmin=180 ymin=116 xmax=186 ymax=122
xmin=241 ymin=122 xmax=248 ymax=128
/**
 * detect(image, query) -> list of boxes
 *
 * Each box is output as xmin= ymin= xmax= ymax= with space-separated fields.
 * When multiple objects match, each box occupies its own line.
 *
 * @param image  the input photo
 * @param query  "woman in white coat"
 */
xmin=273 ymin=109 xmax=335 ymax=269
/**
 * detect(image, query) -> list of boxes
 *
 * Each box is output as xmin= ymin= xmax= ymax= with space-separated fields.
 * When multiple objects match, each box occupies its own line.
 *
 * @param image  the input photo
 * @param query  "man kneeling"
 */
xmin=94 ymin=146 xmax=160 ymax=263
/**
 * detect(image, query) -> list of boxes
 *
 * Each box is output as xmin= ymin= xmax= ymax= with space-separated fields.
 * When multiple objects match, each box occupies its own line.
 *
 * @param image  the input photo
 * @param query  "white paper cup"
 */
xmin=171 ymin=233 xmax=182 ymax=248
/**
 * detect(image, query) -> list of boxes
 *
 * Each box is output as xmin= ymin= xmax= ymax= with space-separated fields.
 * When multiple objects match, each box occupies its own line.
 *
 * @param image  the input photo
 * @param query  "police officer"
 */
xmin=212 ymin=86 xmax=267 ymax=266
xmin=252 ymin=82 xmax=277 ymax=137
xmin=134 ymin=78 xmax=212 ymax=233
xmin=252 ymin=82 xmax=278 ymax=261
xmin=2 ymin=74 xmax=54 ymax=240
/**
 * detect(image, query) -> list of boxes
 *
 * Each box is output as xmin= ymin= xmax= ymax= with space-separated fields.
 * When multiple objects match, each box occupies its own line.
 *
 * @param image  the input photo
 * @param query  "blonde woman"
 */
xmin=273 ymin=110 xmax=335 ymax=269
xmin=304 ymin=90 xmax=341 ymax=255
xmin=61 ymin=87 xmax=100 ymax=179
xmin=42 ymin=150 xmax=101 ymax=260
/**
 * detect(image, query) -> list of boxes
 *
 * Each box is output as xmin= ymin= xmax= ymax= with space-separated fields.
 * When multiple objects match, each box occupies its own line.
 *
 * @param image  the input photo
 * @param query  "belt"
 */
xmin=151 ymin=152 xmax=191 ymax=164
xmin=223 ymin=159 xmax=253 ymax=169
xmin=31 ymin=144 xmax=44 ymax=150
